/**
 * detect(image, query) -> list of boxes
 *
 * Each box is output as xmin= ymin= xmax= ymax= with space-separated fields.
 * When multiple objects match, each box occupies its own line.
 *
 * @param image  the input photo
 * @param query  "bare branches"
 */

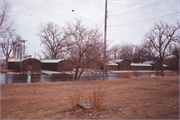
xmin=0 ymin=0 xmax=12 ymax=35
xmin=65 ymin=20 xmax=103 ymax=80
xmin=144 ymin=21 xmax=180 ymax=75
xmin=37 ymin=22 xmax=67 ymax=59
xmin=0 ymin=29 xmax=21 ymax=67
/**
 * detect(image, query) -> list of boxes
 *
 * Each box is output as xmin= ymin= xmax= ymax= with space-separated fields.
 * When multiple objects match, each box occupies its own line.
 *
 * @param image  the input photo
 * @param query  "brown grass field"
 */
xmin=1 ymin=75 xmax=179 ymax=119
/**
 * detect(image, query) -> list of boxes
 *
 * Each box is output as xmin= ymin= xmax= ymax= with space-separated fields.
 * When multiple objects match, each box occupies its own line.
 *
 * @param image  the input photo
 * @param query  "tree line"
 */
xmin=37 ymin=20 xmax=179 ymax=79
xmin=109 ymin=22 xmax=180 ymax=76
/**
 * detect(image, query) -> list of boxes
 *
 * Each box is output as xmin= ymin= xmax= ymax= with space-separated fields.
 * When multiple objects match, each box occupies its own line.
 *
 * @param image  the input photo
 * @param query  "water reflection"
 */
xmin=0 ymin=71 xmax=172 ymax=84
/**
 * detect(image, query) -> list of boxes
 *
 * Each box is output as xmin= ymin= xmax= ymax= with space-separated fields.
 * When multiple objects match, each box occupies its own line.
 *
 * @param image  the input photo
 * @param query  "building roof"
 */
xmin=143 ymin=61 xmax=155 ymax=64
xmin=41 ymin=59 xmax=64 ymax=63
xmin=8 ymin=59 xmax=22 ymax=62
xmin=8 ymin=58 xmax=41 ymax=62
xmin=143 ymin=61 xmax=168 ymax=67
xmin=111 ymin=59 xmax=124 ymax=63
xmin=131 ymin=63 xmax=152 ymax=67
xmin=163 ymin=64 xmax=168 ymax=67
xmin=107 ymin=61 xmax=118 ymax=66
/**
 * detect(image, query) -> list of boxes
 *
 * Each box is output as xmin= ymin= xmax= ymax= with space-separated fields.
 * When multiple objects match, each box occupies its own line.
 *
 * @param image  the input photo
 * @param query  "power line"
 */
xmin=97 ymin=19 xmax=105 ymax=30
xmin=108 ymin=0 xmax=170 ymax=17
xmin=93 ymin=17 xmax=104 ymax=28
xmin=108 ymin=11 xmax=180 ymax=27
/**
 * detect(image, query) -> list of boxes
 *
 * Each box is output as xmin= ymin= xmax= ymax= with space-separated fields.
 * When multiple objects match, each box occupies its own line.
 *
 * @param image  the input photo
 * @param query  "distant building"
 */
xmin=143 ymin=61 xmax=168 ymax=70
xmin=41 ymin=59 xmax=73 ymax=72
xmin=107 ymin=60 xmax=168 ymax=71
xmin=8 ymin=58 xmax=41 ymax=72
xmin=131 ymin=62 xmax=152 ymax=70
xmin=106 ymin=61 xmax=118 ymax=70
xmin=108 ymin=59 xmax=131 ymax=70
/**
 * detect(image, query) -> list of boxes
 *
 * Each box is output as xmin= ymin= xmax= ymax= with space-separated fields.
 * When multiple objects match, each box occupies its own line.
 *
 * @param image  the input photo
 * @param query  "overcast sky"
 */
xmin=8 ymin=0 xmax=180 ymax=58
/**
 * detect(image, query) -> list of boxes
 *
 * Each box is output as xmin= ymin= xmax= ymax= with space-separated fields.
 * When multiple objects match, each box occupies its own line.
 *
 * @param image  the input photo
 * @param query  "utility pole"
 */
xmin=103 ymin=0 xmax=107 ymax=81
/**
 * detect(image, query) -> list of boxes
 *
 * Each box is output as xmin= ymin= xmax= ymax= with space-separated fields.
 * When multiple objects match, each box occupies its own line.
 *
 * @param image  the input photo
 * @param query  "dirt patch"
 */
xmin=1 ymin=76 xmax=179 ymax=119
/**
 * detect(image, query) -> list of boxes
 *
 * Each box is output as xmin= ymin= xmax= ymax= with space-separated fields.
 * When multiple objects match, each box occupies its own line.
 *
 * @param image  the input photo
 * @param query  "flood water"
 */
xmin=0 ymin=71 xmax=172 ymax=84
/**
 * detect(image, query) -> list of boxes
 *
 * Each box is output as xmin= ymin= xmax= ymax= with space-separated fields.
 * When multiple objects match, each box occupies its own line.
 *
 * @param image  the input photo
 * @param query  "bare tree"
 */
xmin=37 ymin=22 xmax=67 ymax=59
xmin=144 ymin=21 xmax=180 ymax=76
xmin=109 ymin=41 xmax=155 ymax=63
xmin=168 ymin=40 xmax=180 ymax=59
xmin=116 ymin=42 xmax=134 ymax=62
xmin=109 ymin=44 xmax=121 ymax=59
xmin=0 ymin=0 xmax=12 ymax=35
xmin=65 ymin=20 xmax=103 ymax=80
xmin=133 ymin=44 xmax=154 ymax=63
xmin=165 ymin=41 xmax=180 ymax=71
xmin=0 ymin=29 xmax=21 ymax=67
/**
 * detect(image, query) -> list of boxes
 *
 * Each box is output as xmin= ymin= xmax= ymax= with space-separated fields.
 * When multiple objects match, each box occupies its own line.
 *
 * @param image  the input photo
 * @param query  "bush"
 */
xmin=68 ymin=88 xmax=107 ymax=112
xmin=119 ymin=72 xmax=132 ymax=78
xmin=172 ymin=71 xmax=179 ymax=76
xmin=68 ymin=89 xmax=84 ymax=110
xmin=138 ymin=74 xmax=150 ymax=78
xmin=90 ymin=88 xmax=106 ymax=111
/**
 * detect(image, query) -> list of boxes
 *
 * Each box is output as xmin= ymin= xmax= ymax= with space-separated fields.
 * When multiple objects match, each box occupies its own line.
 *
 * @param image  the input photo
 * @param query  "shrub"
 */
xmin=172 ymin=71 xmax=179 ymax=76
xmin=90 ymin=88 xmax=106 ymax=111
xmin=68 ymin=88 xmax=107 ymax=112
xmin=68 ymin=89 xmax=84 ymax=110
xmin=150 ymin=74 xmax=157 ymax=77
xmin=138 ymin=74 xmax=150 ymax=78
xmin=119 ymin=72 xmax=132 ymax=78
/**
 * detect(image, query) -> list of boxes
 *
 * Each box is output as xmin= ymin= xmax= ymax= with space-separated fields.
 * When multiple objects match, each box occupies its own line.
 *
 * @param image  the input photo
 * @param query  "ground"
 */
xmin=0 ymin=68 xmax=15 ymax=73
xmin=1 ymin=75 xmax=179 ymax=119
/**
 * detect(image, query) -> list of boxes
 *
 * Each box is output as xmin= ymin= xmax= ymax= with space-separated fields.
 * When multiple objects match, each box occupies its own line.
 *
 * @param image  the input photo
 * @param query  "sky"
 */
xmin=5 ymin=0 xmax=180 ymax=58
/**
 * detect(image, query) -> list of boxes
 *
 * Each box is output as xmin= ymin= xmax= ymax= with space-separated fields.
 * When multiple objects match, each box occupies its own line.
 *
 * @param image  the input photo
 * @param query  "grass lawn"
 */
xmin=1 ymin=75 xmax=179 ymax=119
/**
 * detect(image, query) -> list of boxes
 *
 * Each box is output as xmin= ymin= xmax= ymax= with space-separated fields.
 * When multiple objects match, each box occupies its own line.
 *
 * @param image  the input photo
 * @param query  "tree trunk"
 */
xmin=78 ymin=65 xmax=85 ymax=80
xmin=5 ymin=57 xmax=8 ymax=68
xmin=160 ymin=61 xmax=164 ymax=76
xmin=74 ymin=68 xmax=79 ymax=81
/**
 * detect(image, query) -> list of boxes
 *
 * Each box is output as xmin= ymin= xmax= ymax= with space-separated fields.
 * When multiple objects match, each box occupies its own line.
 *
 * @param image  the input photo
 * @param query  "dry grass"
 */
xmin=1 ymin=75 xmax=179 ymax=119
xmin=90 ymin=88 xmax=107 ymax=111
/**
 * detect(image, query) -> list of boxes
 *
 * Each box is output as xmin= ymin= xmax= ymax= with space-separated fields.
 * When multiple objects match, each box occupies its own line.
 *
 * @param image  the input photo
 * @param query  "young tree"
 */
xmin=0 ymin=29 xmax=21 ymax=67
xmin=65 ymin=20 xmax=103 ymax=80
xmin=37 ymin=22 xmax=67 ymax=59
xmin=144 ymin=21 xmax=180 ymax=76
xmin=0 ymin=0 xmax=12 ymax=35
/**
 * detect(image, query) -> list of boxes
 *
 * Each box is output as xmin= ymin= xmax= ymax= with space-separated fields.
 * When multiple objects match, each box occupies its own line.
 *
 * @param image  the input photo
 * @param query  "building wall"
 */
xmin=57 ymin=60 xmax=73 ymax=72
xmin=8 ymin=62 xmax=20 ymax=71
xmin=153 ymin=62 xmax=168 ymax=70
xmin=107 ymin=66 xmax=118 ymax=71
xmin=8 ymin=58 xmax=41 ymax=72
xmin=141 ymin=66 xmax=152 ymax=70
xmin=118 ymin=60 xmax=131 ymax=70
xmin=41 ymin=63 xmax=58 ymax=71
xmin=22 ymin=59 xmax=41 ymax=72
